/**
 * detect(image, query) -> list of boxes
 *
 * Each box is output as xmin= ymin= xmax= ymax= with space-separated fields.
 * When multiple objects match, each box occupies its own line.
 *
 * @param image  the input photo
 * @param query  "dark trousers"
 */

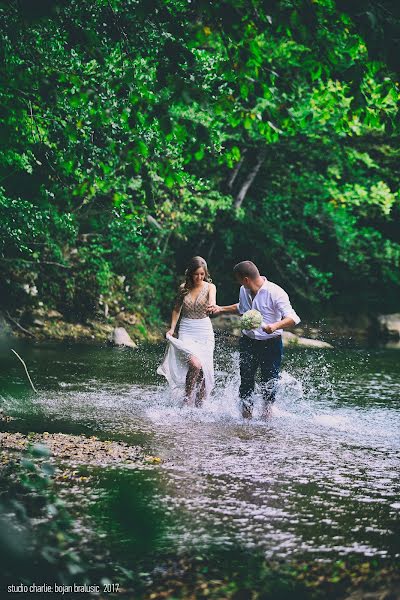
xmin=239 ymin=335 xmax=283 ymax=407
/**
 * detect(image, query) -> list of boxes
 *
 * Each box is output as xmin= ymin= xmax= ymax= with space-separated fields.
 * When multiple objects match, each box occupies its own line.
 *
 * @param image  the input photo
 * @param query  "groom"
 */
xmin=208 ymin=261 xmax=300 ymax=418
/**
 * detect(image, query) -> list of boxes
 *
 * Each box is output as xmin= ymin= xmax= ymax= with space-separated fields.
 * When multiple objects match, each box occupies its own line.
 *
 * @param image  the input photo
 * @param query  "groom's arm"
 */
xmin=262 ymin=316 xmax=296 ymax=334
xmin=262 ymin=290 xmax=300 ymax=333
xmin=208 ymin=303 xmax=240 ymax=315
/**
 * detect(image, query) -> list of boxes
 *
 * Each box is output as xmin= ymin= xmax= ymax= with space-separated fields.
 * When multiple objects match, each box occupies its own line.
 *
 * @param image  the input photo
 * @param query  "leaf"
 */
xmin=165 ymin=175 xmax=175 ymax=188
xmin=135 ymin=141 xmax=149 ymax=157
xmin=194 ymin=147 xmax=205 ymax=161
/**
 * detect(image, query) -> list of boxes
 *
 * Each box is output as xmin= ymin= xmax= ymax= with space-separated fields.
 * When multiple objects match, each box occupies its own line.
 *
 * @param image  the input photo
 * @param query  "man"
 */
xmin=208 ymin=261 xmax=300 ymax=418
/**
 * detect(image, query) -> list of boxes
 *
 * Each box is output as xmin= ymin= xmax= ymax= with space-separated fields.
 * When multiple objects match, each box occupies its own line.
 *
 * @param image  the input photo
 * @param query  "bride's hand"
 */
xmin=166 ymin=328 xmax=174 ymax=338
xmin=207 ymin=304 xmax=221 ymax=315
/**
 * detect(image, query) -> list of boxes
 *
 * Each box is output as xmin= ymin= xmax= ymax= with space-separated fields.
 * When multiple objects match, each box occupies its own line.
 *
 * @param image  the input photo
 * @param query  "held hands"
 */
xmin=207 ymin=304 xmax=221 ymax=315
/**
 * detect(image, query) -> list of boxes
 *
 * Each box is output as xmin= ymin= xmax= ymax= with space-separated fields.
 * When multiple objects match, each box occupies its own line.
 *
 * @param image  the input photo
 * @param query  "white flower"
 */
xmin=241 ymin=309 xmax=263 ymax=330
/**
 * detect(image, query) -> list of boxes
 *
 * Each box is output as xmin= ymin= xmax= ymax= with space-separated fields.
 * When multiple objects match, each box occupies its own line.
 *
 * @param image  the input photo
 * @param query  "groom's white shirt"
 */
xmin=238 ymin=276 xmax=300 ymax=340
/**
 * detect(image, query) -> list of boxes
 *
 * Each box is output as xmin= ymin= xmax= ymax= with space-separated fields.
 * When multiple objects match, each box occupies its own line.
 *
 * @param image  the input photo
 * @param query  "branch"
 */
xmin=11 ymin=349 xmax=38 ymax=393
xmin=28 ymin=100 xmax=43 ymax=143
xmin=161 ymin=231 xmax=171 ymax=257
xmin=28 ymin=100 xmax=36 ymax=142
xmin=227 ymin=149 xmax=246 ymax=190
xmin=0 ymin=258 xmax=70 ymax=269
xmin=147 ymin=215 xmax=163 ymax=230
xmin=107 ymin=0 xmax=135 ymax=59
xmin=5 ymin=311 xmax=37 ymax=338
xmin=234 ymin=149 xmax=266 ymax=209
xmin=0 ymin=167 xmax=22 ymax=184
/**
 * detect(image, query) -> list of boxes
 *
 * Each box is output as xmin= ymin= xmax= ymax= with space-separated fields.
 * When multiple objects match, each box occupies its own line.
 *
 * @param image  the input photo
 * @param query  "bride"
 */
xmin=157 ymin=256 xmax=216 ymax=407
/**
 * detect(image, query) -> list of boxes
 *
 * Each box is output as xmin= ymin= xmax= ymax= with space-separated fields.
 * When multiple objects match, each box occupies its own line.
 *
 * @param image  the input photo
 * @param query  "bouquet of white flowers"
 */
xmin=241 ymin=309 xmax=263 ymax=330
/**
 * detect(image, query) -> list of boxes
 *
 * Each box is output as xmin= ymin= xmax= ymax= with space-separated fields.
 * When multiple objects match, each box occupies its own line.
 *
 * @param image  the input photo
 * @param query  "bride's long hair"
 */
xmin=181 ymin=256 xmax=212 ymax=297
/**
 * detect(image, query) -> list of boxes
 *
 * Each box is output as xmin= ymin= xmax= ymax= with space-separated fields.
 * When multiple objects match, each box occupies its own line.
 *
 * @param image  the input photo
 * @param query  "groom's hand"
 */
xmin=262 ymin=323 xmax=277 ymax=334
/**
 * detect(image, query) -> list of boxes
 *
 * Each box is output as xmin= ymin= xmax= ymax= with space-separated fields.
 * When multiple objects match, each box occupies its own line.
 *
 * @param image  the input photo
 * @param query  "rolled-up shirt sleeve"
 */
xmin=275 ymin=291 xmax=301 ymax=325
xmin=238 ymin=287 xmax=248 ymax=315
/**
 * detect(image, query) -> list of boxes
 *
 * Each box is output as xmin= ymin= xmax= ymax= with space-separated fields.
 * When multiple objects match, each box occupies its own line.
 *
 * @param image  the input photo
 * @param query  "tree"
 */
xmin=0 ymin=0 xmax=398 ymax=323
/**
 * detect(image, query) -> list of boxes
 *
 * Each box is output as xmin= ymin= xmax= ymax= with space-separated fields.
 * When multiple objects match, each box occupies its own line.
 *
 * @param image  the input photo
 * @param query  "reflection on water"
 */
xmin=0 ymin=339 xmax=399 ymax=562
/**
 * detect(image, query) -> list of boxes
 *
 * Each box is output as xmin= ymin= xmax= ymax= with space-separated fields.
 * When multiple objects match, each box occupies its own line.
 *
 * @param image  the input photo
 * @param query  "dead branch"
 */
xmin=11 ymin=349 xmax=38 ymax=393
xmin=0 ymin=258 xmax=70 ymax=269
xmin=227 ymin=149 xmax=247 ymax=190
xmin=234 ymin=149 xmax=266 ymax=209
xmin=5 ymin=311 xmax=37 ymax=338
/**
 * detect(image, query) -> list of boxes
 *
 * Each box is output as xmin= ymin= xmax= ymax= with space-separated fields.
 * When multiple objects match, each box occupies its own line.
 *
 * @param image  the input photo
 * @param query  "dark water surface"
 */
xmin=1 ymin=337 xmax=399 ymax=565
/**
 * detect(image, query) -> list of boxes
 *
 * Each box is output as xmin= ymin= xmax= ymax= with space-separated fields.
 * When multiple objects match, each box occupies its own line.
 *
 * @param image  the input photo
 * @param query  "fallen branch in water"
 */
xmin=11 ymin=349 xmax=38 ymax=393
xmin=5 ymin=311 xmax=37 ymax=338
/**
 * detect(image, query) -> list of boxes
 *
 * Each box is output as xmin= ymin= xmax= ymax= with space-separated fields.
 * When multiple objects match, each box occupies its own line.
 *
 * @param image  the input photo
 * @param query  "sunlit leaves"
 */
xmin=328 ymin=180 xmax=397 ymax=217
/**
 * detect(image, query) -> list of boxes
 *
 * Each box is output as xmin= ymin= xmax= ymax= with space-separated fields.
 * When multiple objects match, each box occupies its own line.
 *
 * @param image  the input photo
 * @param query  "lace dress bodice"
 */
xmin=180 ymin=282 xmax=210 ymax=319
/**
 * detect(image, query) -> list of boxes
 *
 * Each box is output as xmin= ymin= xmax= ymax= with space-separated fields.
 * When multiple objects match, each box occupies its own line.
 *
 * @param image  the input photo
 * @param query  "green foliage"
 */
xmin=0 ymin=0 xmax=399 ymax=323
xmin=0 ymin=443 xmax=87 ymax=585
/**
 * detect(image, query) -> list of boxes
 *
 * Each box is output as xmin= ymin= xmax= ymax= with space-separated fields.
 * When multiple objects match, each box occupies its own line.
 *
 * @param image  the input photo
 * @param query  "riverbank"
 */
xmin=2 ymin=308 xmax=398 ymax=349
xmin=0 ymin=308 xmax=163 ymax=344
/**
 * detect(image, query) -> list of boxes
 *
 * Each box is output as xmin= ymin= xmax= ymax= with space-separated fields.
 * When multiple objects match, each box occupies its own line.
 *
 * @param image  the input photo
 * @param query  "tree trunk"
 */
xmin=234 ymin=149 xmax=266 ymax=209
xmin=227 ymin=149 xmax=246 ymax=190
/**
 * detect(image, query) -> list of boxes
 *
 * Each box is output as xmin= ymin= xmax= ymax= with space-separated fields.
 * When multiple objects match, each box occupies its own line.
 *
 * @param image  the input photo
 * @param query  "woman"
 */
xmin=157 ymin=256 xmax=216 ymax=407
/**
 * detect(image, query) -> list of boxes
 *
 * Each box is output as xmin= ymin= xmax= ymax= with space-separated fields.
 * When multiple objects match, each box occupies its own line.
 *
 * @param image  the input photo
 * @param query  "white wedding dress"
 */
xmin=157 ymin=282 xmax=215 ymax=401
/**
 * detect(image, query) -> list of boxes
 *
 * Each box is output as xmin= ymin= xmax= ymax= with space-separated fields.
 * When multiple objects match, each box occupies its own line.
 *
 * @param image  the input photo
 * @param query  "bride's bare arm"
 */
xmin=166 ymin=285 xmax=183 ymax=336
xmin=208 ymin=283 xmax=217 ymax=308
xmin=167 ymin=307 xmax=181 ymax=337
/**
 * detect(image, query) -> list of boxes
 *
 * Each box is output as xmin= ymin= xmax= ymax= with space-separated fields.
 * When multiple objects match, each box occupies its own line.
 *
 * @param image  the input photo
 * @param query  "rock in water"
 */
xmin=296 ymin=336 xmax=333 ymax=349
xmin=110 ymin=327 xmax=136 ymax=348
xmin=282 ymin=331 xmax=333 ymax=348
xmin=378 ymin=313 xmax=400 ymax=339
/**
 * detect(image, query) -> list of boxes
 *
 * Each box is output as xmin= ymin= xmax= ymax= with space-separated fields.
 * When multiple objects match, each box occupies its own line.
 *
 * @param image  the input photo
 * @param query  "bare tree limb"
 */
xmin=0 ymin=258 xmax=70 ymax=269
xmin=27 ymin=100 xmax=43 ymax=143
xmin=234 ymin=149 xmax=266 ymax=209
xmin=5 ymin=311 xmax=37 ymax=338
xmin=28 ymin=100 xmax=36 ymax=142
xmin=147 ymin=215 xmax=163 ymax=230
xmin=227 ymin=149 xmax=246 ymax=190
xmin=161 ymin=231 xmax=171 ymax=257
xmin=11 ymin=349 xmax=38 ymax=393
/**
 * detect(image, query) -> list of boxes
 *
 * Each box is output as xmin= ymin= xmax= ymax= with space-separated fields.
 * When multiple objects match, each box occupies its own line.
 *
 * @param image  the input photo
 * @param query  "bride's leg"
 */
xmin=184 ymin=356 xmax=202 ymax=406
xmin=195 ymin=370 xmax=205 ymax=407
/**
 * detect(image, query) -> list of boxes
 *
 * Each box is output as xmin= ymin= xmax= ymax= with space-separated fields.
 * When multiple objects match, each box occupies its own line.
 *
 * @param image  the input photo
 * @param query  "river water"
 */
xmin=1 ymin=337 xmax=399 ymax=567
